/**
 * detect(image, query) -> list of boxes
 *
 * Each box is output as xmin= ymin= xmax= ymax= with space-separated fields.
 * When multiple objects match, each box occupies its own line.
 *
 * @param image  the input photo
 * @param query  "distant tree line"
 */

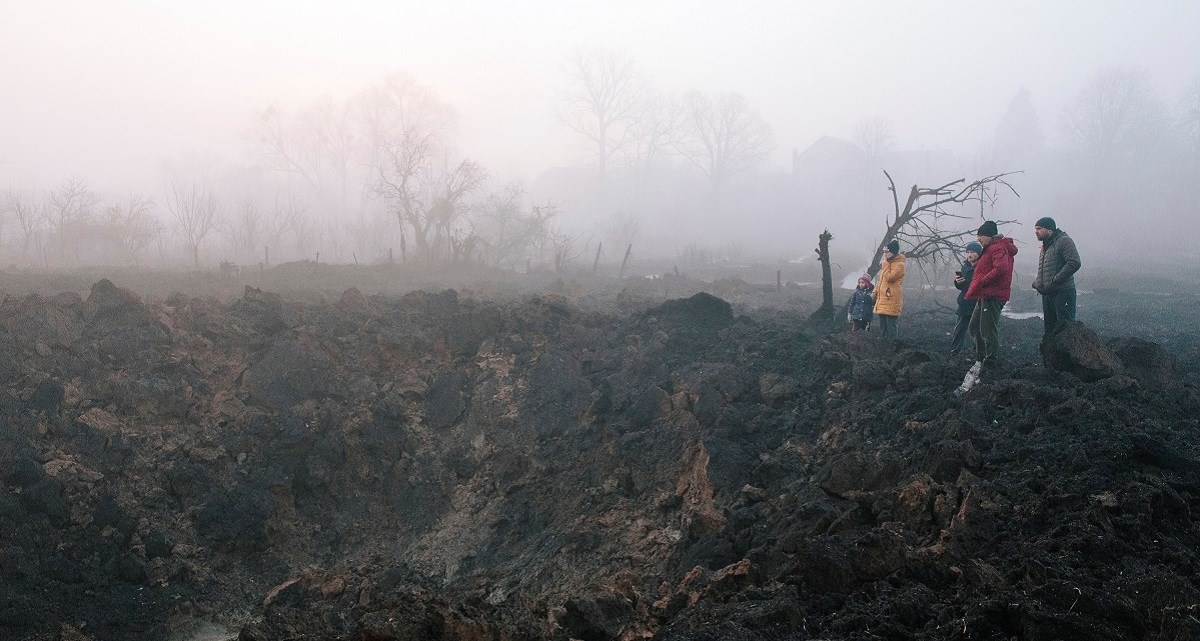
xmin=1 ymin=64 xmax=1196 ymax=269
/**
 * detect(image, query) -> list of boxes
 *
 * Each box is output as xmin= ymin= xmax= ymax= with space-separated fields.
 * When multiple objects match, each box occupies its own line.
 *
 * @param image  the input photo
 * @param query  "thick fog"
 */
xmin=1 ymin=1 xmax=1198 ymax=274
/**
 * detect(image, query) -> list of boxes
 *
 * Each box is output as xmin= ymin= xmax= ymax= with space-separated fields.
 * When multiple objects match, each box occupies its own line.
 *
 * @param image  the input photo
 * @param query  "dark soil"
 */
xmin=0 ymin=271 xmax=1197 ymax=641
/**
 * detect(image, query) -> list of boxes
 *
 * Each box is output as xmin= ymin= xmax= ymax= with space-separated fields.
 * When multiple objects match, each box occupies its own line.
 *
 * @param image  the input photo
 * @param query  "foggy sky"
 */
xmin=3 ymin=0 xmax=1198 ymax=193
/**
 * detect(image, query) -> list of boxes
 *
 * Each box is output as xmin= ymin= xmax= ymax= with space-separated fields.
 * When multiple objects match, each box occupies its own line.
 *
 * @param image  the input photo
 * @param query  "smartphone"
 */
xmin=955 ymin=271 xmax=963 ymax=277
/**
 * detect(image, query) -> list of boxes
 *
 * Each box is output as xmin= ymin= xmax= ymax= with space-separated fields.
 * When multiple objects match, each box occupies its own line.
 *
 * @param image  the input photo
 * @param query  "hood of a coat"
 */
xmin=986 ymin=236 xmax=1017 ymax=258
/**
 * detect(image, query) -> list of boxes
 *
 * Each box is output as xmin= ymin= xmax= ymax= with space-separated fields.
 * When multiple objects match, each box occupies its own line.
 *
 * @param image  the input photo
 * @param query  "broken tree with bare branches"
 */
xmin=867 ymin=170 xmax=1022 ymax=278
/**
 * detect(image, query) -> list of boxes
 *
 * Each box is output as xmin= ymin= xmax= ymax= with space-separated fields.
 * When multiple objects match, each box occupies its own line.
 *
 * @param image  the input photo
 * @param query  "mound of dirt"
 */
xmin=0 ymin=281 xmax=1197 ymax=641
xmin=649 ymin=292 xmax=734 ymax=327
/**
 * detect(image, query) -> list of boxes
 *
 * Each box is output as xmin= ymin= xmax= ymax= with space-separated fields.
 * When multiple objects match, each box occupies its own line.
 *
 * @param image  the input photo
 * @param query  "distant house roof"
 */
xmin=792 ymin=135 xmax=961 ymax=188
xmin=792 ymin=136 xmax=867 ymax=179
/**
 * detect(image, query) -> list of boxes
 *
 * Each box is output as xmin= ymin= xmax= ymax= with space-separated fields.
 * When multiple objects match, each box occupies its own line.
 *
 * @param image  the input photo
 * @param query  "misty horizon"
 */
xmin=2 ymin=1 xmax=1199 ymax=270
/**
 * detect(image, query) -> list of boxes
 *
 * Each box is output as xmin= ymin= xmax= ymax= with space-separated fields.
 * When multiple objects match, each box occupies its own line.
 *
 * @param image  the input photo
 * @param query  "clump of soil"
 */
xmin=0 ymin=278 xmax=1197 ymax=640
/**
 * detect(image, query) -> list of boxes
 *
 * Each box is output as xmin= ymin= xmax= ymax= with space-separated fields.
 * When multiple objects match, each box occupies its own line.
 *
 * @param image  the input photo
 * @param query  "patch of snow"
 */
xmin=841 ymin=267 xmax=870 ymax=290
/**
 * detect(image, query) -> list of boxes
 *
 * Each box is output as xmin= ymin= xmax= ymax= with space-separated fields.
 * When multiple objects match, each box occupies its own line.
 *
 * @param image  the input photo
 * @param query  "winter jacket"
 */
xmin=954 ymin=259 xmax=976 ymax=317
xmin=965 ymin=236 xmax=1017 ymax=302
xmin=1033 ymin=229 xmax=1080 ymax=294
xmin=844 ymin=284 xmax=875 ymax=322
xmin=873 ymin=254 xmax=906 ymax=316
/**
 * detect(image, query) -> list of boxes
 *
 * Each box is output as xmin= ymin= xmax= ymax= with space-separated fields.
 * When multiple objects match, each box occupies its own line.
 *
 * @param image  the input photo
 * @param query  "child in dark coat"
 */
xmin=950 ymin=242 xmax=982 ymax=353
xmin=845 ymin=274 xmax=875 ymax=331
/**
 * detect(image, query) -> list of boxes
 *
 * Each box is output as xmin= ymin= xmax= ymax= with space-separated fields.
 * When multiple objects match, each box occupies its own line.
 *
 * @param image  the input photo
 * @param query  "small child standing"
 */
xmin=845 ymin=274 xmax=875 ymax=331
xmin=950 ymin=241 xmax=983 ymax=353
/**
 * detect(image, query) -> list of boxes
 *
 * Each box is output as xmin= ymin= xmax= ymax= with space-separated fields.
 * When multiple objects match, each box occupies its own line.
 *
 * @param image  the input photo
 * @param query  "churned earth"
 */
xmin=0 ymin=271 xmax=1197 ymax=641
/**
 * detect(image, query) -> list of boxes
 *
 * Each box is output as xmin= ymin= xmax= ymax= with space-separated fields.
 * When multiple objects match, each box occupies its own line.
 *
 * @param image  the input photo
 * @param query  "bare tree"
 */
xmin=376 ymin=154 xmax=487 ymax=258
xmin=549 ymin=226 xmax=584 ymax=273
xmin=867 ymin=170 xmax=1022 ymax=278
xmin=252 ymin=96 xmax=358 ymax=213
xmin=365 ymin=75 xmax=488 ymax=258
xmin=217 ymin=196 xmax=262 ymax=263
xmin=253 ymin=106 xmax=321 ymax=193
xmin=2 ymin=189 xmax=46 ymax=260
xmin=292 ymin=207 xmax=317 ymax=259
xmin=102 ymin=194 xmax=161 ymax=265
xmin=46 ymin=176 xmax=100 ymax=260
xmin=628 ymin=90 xmax=683 ymax=171
xmin=263 ymin=191 xmax=307 ymax=263
xmin=309 ymin=96 xmax=358 ymax=209
xmin=344 ymin=212 xmax=375 ymax=261
xmin=358 ymin=74 xmax=455 ymax=170
xmin=475 ymin=184 xmax=556 ymax=269
xmin=166 ymin=179 xmax=221 ymax=267
xmin=602 ymin=211 xmax=641 ymax=254
xmin=1060 ymin=68 xmax=1169 ymax=180
xmin=678 ymin=91 xmax=774 ymax=195
xmin=559 ymin=47 xmax=641 ymax=182
xmin=852 ymin=118 xmax=896 ymax=163
xmin=426 ymin=159 xmax=488 ymax=254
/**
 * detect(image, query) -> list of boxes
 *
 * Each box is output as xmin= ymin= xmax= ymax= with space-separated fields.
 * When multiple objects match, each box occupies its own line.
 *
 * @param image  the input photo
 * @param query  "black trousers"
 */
xmin=1042 ymin=287 xmax=1077 ymax=335
xmin=878 ymin=314 xmax=898 ymax=338
xmin=949 ymin=314 xmax=971 ymax=351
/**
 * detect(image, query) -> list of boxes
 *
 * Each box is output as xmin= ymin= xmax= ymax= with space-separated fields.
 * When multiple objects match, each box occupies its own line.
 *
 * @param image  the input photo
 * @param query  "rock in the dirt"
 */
xmin=337 ymin=287 xmax=368 ymax=314
xmin=1107 ymin=337 xmax=1180 ymax=387
xmin=84 ymin=279 xmax=148 ymax=324
xmin=1040 ymin=321 xmax=1123 ymax=381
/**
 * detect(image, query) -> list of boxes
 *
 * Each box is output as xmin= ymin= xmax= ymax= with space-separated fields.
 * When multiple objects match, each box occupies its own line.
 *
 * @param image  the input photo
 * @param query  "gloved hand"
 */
xmin=847 ymin=314 xmax=853 ymax=323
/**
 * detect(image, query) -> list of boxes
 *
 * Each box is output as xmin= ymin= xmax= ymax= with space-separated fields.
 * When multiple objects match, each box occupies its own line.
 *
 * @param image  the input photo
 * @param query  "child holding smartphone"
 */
xmin=950 ymin=241 xmax=982 ymax=353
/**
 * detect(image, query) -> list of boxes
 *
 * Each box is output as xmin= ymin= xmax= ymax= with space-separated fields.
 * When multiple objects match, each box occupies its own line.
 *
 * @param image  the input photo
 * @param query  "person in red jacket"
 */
xmin=964 ymin=220 xmax=1017 ymax=372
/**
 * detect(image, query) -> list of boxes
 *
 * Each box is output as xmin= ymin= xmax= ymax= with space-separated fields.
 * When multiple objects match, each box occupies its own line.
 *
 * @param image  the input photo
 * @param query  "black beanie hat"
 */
xmin=886 ymin=239 xmax=900 ymax=254
xmin=1035 ymin=216 xmax=1056 ymax=230
xmin=977 ymin=220 xmax=998 ymax=236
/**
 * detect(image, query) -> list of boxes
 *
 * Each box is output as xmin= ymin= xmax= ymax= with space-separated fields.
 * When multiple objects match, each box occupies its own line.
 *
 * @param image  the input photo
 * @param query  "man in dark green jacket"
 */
xmin=1031 ymin=216 xmax=1081 ymax=335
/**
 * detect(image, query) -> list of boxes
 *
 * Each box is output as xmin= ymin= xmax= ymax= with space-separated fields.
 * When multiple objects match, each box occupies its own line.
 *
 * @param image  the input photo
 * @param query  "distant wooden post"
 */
xmin=673 ymin=265 xmax=679 ymax=277
xmin=389 ymin=248 xmax=394 ymax=264
xmin=315 ymin=251 xmax=320 ymax=263
xmin=352 ymin=252 xmax=359 ymax=265
xmin=776 ymin=270 xmax=782 ymax=292
xmin=619 ymin=244 xmax=632 ymax=278
xmin=592 ymin=242 xmax=602 ymax=274
xmin=264 ymin=245 xmax=269 ymax=267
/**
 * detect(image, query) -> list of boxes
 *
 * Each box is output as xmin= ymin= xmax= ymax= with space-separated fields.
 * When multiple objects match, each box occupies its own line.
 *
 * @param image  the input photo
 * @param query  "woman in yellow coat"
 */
xmin=873 ymin=239 xmax=906 ymax=338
